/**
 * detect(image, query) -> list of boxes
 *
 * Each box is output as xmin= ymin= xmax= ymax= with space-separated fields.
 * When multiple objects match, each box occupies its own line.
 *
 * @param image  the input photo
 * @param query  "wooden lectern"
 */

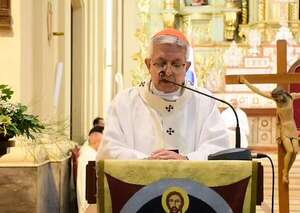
xmin=87 ymin=160 xmax=263 ymax=213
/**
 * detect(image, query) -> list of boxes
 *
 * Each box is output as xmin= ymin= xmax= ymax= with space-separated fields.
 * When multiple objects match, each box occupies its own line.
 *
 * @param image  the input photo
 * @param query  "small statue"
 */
xmin=240 ymin=76 xmax=300 ymax=183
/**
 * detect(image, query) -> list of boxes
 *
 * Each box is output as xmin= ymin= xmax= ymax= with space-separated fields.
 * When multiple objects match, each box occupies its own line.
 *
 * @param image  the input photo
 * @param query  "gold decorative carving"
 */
xmin=258 ymin=0 xmax=265 ymax=22
xmin=194 ymin=55 xmax=214 ymax=87
xmin=161 ymin=13 xmax=175 ymax=28
xmin=131 ymin=0 xmax=151 ymax=86
xmin=162 ymin=0 xmax=178 ymax=28
xmin=238 ymin=26 xmax=248 ymax=42
xmin=194 ymin=50 xmax=225 ymax=91
xmin=288 ymin=2 xmax=297 ymax=21
xmin=223 ymin=1 xmax=240 ymax=41
xmin=224 ymin=12 xmax=237 ymax=41
xmin=161 ymin=0 xmax=177 ymax=28
xmin=241 ymin=0 xmax=248 ymax=24
xmin=181 ymin=16 xmax=190 ymax=35
xmin=192 ymin=24 xmax=211 ymax=44
xmin=287 ymin=2 xmax=300 ymax=42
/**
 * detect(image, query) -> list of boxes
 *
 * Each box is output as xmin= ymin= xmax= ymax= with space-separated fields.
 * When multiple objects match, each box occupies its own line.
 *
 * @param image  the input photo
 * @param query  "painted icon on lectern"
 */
xmin=120 ymin=179 xmax=232 ymax=213
xmin=162 ymin=186 xmax=189 ymax=213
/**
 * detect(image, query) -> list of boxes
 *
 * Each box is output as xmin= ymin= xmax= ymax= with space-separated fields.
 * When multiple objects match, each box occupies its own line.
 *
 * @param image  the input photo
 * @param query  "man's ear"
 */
xmin=185 ymin=61 xmax=191 ymax=73
xmin=145 ymin=58 xmax=151 ymax=71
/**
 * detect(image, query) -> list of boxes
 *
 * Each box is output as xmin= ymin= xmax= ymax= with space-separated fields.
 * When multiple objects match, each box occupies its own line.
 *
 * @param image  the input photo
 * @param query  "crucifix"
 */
xmin=225 ymin=40 xmax=300 ymax=212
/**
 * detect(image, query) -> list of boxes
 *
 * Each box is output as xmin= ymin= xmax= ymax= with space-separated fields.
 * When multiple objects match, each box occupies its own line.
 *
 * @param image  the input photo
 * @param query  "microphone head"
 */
xmin=159 ymin=71 xmax=165 ymax=81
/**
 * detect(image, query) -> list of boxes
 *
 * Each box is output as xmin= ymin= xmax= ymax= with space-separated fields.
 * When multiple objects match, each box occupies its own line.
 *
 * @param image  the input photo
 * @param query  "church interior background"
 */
xmin=1 ymin=0 xmax=300 ymax=212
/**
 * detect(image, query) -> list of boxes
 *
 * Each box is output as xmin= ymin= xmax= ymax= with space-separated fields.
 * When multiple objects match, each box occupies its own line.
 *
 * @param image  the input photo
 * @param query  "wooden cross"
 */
xmin=225 ymin=40 xmax=300 ymax=212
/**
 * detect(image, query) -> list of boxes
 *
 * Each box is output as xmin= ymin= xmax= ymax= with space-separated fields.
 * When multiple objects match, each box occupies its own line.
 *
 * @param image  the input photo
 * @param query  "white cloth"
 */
xmin=77 ymin=141 xmax=97 ymax=213
xmin=96 ymin=81 xmax=229 ymax=160
xmin=221 ymin=108 xmax=250 ymax=148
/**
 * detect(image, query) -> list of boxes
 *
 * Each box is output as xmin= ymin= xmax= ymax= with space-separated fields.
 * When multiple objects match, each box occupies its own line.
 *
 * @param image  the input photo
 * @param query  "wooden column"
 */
xmin=0 ymin=0 xmax=12 ymax=29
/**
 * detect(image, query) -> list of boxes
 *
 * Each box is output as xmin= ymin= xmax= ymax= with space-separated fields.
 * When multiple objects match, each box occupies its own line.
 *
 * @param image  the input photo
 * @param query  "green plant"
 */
xmin=0 ymin=85 xmax=44 ymax=140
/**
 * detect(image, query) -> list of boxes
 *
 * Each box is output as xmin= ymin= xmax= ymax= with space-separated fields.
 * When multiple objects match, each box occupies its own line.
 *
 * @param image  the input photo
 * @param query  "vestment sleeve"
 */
xmin=96 ymin=99 xmax=147 ymax=160
xmin=77 ymin=155 xmax=88 ymax=213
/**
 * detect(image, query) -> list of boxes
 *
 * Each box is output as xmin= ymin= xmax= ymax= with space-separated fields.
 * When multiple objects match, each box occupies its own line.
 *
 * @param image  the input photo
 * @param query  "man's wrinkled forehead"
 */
xmin=153 ymin=28 xmax=189 ymax=44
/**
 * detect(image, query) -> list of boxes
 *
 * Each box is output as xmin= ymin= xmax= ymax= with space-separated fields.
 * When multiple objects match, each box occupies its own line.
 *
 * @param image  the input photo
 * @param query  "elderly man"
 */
xmin=97 ymin=28 xmax=229 ymax=161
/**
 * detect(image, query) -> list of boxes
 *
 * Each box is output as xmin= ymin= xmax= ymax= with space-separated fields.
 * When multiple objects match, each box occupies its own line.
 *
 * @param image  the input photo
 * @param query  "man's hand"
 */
xmin=149 ymin=149 xmax=188 ymax=160
xmin=276 ymin=137 xmax=282 ymax=145
xmin=239 ymin=76 xmax=247 ymax=84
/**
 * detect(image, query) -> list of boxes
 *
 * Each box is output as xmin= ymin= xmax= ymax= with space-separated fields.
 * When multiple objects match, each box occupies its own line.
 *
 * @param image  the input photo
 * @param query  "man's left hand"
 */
xmin=149 ymin=149 xmax=188 ymax=160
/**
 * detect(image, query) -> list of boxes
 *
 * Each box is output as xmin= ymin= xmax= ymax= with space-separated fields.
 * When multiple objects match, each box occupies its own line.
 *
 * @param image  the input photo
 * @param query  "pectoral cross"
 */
xmin=165 ymin=105 xmax=174 ymax=112
xmin=226 ymin=40 xmax=300 ymax=212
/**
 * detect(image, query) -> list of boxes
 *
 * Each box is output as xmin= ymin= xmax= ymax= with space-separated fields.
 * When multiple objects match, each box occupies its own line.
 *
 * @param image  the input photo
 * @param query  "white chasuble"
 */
xmin=96 ymin=81 xmax=229 ymax=160
xmin=77 ymin=142 xmax=97 ymax=213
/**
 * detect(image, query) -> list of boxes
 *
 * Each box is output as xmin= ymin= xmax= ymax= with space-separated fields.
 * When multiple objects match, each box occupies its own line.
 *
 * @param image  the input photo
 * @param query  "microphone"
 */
xmin=159 ymin=71 xmax=251 ymax=160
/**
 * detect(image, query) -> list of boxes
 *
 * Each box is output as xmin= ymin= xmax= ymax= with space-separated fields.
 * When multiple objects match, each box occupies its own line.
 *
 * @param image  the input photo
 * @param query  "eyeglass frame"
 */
xmin=151 ymin=60 xmax=188 ymax=73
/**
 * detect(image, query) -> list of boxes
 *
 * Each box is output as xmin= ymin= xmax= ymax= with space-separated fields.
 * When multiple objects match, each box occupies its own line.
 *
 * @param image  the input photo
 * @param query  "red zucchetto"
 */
xmin=153 ymin=28 xmax=189 ymax=44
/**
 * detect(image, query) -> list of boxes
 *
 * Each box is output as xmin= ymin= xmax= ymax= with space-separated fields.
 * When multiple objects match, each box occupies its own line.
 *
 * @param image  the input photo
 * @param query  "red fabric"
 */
xmin=71 ymin=146 xmax=80 ymax=187
xmin=289 ymin=65 xmax=300 ymax=129
xmin=153 ymin=28 xmax=189 ymax=44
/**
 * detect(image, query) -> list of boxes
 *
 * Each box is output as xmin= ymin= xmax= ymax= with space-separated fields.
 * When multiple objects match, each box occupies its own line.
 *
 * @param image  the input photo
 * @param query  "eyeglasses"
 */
xmin=152 ymin=61 xmax=186 ymax=73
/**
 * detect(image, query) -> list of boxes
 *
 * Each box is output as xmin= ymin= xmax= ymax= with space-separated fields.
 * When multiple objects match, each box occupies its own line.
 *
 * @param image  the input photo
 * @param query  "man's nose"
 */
xmin=165 ymin=65 xmax=173 ymax=76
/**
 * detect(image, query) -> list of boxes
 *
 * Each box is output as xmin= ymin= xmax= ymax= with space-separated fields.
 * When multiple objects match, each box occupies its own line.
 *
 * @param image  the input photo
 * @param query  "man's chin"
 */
xmin=170 ymin=207 xmax=179 ymax=213
xmin=160 ymin=87 xmax=178 ymax=93
xmin=158 ymin=83 xmax=178 ymax=93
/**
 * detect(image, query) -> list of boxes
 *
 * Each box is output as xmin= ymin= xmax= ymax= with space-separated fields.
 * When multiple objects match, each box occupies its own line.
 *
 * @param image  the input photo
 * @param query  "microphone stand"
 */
xmin=161 ymin=75 xmax=274 ymax=210
xmin=160 ymin=73 xmax=251 ymax=160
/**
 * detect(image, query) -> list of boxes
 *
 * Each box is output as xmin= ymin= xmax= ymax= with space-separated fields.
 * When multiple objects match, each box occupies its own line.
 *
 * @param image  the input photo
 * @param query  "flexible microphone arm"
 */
xmin=159 ymin=72 xmax=241 ymax=148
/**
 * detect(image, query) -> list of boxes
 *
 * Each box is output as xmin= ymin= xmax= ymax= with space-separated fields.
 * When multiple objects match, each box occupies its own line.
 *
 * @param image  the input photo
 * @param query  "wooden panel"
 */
xmin=86 ymin=161 xmax=97 ymax=204
xmin=0 ymin=0 xmax=12 ymax=29
xmin=257 ymin=163 xmax=264 ymax=205
xmin=219 ymin=107 xmax=276 ymax=116
xmin=225 ymin=73 xmax=300 ymax=84
xmin=248 ymin=145 xmax=277 ymax=153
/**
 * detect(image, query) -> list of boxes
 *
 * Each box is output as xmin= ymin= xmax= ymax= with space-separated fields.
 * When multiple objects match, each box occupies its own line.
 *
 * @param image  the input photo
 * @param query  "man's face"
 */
xmin=145 ymin=43 xmax=190 ymax=93
xmin=167 ymin=194 xmax=183 ymax=213
xmin=231 ymin=99 xmax=238 ymax=108
xmin=272 ymin=94 xmax=285 ymax=102
xmin=89 ymin=132 xmax=102 ymax=150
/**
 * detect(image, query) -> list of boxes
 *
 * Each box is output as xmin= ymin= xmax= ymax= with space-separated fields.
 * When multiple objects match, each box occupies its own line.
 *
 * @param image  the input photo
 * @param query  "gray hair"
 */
xmin=148 ymin=35 xmax=190 ymax=59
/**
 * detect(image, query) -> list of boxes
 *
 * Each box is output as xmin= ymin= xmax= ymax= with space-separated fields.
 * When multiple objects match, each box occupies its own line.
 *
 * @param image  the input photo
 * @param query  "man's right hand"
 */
xmin=239 ymin=76 xmax=247 ymax=84
xmin=276 ymin=137 xmax=282 ymax=145
xmin=149 ymin=149 xmax=188 ymax=160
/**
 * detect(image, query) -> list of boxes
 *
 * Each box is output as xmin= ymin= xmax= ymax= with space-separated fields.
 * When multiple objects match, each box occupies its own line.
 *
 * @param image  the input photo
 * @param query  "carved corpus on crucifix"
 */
xmin=239 ymin=76 xmax=300 ymax=184
xmin=226 ymin=40 xmax=300 ymax=213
